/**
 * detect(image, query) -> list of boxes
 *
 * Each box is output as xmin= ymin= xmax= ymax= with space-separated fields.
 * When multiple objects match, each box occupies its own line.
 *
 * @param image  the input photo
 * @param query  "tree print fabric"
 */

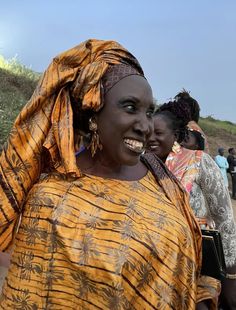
xmin=1 ymin=171 xmax=200 ymax=309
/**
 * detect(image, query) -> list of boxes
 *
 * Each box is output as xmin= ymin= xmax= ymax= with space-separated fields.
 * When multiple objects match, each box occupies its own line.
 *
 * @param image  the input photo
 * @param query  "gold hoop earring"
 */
xmin=172 ymin=141 xmax=181 ymax=154
xmin=88 ymin=118 xmax=103 ymax=157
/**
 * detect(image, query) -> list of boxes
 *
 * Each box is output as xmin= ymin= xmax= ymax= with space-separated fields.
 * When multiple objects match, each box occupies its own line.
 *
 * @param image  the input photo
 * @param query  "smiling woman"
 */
xmin=76 ymin=73 xmax=154 ymax=180
xmin=148 ymin=98 xmax=236 ymax=309
xmin=0 ymin=39 xmax=202 ymax=309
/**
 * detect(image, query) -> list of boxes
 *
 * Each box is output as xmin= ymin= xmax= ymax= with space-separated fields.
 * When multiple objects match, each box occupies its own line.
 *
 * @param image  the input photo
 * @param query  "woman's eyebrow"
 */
xmin=117 ymin=96 xmax=139 ymax=103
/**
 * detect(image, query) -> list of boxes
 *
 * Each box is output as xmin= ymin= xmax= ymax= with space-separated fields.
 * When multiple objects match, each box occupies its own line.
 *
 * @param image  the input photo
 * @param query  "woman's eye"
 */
xmin=125 ymin=104 xmax=136 ymax=112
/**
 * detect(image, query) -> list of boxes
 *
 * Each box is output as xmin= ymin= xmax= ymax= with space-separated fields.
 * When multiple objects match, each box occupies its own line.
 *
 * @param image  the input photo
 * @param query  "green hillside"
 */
xmin=199 ymin=117 xmax=236 ymax=155
xmin=1 ymin=55 xmax=236 ymax=155
xmin=0 ymin=55 xmax=40 ymax=149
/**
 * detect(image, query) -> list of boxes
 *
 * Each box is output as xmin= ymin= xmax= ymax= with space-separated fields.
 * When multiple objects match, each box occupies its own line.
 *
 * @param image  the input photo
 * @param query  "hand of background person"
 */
xmin=197 ymin=217 xmax=215 ymax=229
xmin=220 ymin=277 xmax=236 ymax=309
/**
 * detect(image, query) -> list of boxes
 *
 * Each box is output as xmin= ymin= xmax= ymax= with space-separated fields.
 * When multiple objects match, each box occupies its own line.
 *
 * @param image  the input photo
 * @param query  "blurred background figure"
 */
xmin=181 ymin=121 xmax=206 ymax=151
xmin=174 ymin=91 xmax=209 ymax=152
xmin=227 ymin=148 xmax=236 ymax=199
xmin=148 ymin=98 xmax=236 ymax=309
xmin=215 ymin=147 xmax=229 ymax=187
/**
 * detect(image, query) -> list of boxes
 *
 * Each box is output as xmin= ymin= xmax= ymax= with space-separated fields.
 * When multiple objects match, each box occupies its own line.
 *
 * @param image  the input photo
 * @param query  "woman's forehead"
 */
xmin=104 ymin=75 xmax=152 ymax=102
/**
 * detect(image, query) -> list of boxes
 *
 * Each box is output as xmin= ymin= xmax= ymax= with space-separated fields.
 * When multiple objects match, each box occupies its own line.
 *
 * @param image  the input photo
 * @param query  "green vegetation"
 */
xmin=199 ymin=116 xmax=236 ymax=136
xmin=0 ymin=55 xmax=40 ymax=148
xmin=0 ymin=55 xmax=236 ymax=154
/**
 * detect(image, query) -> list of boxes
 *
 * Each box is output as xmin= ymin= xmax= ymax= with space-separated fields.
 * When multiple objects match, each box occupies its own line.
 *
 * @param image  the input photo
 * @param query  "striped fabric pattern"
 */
xmin=1 ymin=171 xmax=200 ymax=309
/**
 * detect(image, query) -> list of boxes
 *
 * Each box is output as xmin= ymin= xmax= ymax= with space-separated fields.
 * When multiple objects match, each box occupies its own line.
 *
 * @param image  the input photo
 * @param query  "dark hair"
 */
xmin=154 ymin=100 xmax=191 ymax=143
xmin=228 ymin=148 xmax=235 ymax=153
xmin=190 ymin=130 xmax=205 ymax=150
xmin=174 ymin=90 xmax=200 ymax=123
xmin=70 ymin=96 xmax=94 ymax=133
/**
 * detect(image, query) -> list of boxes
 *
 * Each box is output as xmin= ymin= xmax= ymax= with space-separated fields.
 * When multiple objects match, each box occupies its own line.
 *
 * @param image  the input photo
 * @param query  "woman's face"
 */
xmin=181 ymin=131 xmax=199 ymax=150
xmin=147 ymin=114 xmax=176 ymax=161
xmin=95 ymin=75 xmax=154 ymax=167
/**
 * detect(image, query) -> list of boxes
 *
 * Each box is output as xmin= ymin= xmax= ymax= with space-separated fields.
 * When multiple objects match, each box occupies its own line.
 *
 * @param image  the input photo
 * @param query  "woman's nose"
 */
xmin=134 ymin=116 xmax=153 ymax=138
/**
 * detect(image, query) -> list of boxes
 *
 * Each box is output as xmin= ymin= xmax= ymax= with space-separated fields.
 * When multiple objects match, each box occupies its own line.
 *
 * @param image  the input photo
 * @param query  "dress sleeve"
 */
xmin=0 ymin=162 xmax=21 ymax=251
xmin=0 ymin=146 xmax=42 ymax=251
xmin=199 ymin=153 xmax=236 ymax=267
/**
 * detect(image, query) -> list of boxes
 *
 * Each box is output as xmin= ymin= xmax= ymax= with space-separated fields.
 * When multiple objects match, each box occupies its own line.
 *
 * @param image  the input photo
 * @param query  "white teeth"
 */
xmin=124 ymin=139 xmax=144 ymax=151
xmin=149 ymin=145 xmax=158 ymax=149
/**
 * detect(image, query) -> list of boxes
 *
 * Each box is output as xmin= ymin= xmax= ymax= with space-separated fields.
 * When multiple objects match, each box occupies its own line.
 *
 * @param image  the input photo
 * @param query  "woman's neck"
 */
xmin=76 ymin=149 xmax=147 ymax=181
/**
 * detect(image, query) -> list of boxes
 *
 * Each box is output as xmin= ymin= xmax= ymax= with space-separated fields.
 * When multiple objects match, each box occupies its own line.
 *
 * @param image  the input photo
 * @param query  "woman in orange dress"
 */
xmin=0 ymin=39 xmax=202 ymax=309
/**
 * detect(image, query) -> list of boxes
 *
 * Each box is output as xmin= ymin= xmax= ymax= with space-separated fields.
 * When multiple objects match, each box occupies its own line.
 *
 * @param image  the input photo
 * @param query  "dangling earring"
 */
xmin=88 ymin=118 xmax=103 ymax=157
xmin=172 ymin=141 xmax=181 ymax=153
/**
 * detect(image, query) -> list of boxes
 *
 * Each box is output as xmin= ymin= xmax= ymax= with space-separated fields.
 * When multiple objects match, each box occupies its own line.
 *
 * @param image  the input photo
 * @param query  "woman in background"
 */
xmin=148 ymin=98 xmax=236 ymax=309
xmin=175 ymin=91 xmax=209 ymax=153
xmin=181 ymin=121 xmax=205 ymax=151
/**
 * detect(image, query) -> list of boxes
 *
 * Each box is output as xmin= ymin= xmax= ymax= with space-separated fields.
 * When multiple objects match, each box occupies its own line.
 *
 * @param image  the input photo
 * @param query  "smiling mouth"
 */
xmin=148 ymin=145 xmax=158 ymax=150
xmin=147 ymin=145 xmax=159 ymax=152
xmin=124 ymin=138 xmax=144 ymax=154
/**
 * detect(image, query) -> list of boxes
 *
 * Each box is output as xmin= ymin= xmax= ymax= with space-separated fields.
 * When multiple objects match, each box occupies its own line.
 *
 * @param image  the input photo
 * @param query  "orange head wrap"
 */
xmin=187 ymin=121 xmax=209 ymax=153
xmin=5 ymin=39 xmax=143 ymax=174
xmin=0 ymin=39 xmax=145 ymax=212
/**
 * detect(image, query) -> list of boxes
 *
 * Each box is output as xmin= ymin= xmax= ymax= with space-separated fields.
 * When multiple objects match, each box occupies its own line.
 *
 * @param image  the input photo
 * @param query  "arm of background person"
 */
xmin=227 ymin=155 xmax=234 ymax=167
xmin=200 ymin=153 xmax=236 ymax=267
xmin=225 ymin=160 xmax=229 ymax=169
xmin=200 ymin=153 xmax=236 ymax=309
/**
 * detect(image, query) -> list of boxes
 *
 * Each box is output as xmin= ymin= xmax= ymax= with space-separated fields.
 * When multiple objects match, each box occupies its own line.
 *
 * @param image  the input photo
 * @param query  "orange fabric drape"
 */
xmin=1 ymin=170 xmax=201 ymax=309
xmin=0 ymin=39 xmax=142 ymax=250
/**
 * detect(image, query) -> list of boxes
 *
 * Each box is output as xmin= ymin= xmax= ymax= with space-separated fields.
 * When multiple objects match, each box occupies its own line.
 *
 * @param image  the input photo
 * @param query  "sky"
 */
xmin=1 ymin=0 xmax=236 ymax=123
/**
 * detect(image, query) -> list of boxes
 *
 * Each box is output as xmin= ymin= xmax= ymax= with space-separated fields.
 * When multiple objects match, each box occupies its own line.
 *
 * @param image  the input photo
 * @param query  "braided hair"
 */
xmin=174 ymin=90 xmax=200 ymax=123
xmin=155 ymin=99 xmax=191 ymax=143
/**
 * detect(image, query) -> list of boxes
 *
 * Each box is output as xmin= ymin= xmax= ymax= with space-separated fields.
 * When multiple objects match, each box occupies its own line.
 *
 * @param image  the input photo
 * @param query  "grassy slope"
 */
xmin=0 ymin=55 xmax=236 ymax=155
xmin=0 ymin=56 xmax=40 ymax=149
xmin=199 ymin=117 xmax=236 ymax=156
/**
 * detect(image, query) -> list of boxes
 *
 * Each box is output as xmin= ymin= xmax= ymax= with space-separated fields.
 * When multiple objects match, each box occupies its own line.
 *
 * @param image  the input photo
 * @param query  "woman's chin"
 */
xmin=119 ymin=153 xmax=141 ymax=167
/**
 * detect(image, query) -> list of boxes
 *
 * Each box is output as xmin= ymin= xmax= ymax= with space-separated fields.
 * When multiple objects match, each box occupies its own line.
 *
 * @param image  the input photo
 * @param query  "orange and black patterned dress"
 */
xmin=0 ymin=170 xmax=201 ymax=309
xmin=0 ymin=39 xmax=202 ymax=309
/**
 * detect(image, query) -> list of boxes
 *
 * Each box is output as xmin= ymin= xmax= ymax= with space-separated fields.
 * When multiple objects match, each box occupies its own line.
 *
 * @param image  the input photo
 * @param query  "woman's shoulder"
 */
xmin=181 ymin=147 xmax=203 ymax=157
xmin=27 ymin=172 xmax=74 ymax=199
xmin=167 ymin=147 xmax=204 ymax=164
xmin=200 ymin=152 xmax=223 ymax=175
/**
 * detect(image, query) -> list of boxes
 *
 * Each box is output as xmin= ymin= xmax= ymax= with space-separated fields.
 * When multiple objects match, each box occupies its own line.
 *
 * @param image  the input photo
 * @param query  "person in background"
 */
xmin=0 ymin=39 xmax=203 ymax=309
xmin=174 ymin=90 xmax=200 ymax=123
xmin=227 ymin=147 xmax=236 ymax=199
xmin=215 ymin=148 xmax=229 ymax=188
xmin=174 ymin=91 xmax=209 ymax=153
xmin=181 ymin=121 xmax=205 ymax=151
xmin=148 ymin=99 xmax=236 ymax=310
